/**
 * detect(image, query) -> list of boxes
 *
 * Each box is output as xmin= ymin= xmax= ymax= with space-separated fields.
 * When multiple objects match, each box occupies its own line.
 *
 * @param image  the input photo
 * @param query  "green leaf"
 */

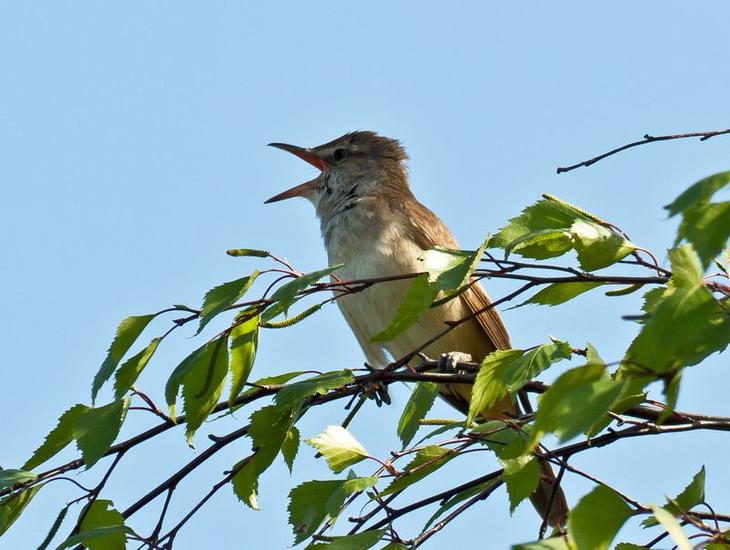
xmin=197 ymin=271 xmax=260 ymax=334
xmin=36 ymin=503 xmax=70 ymax=550
xmin=665 ymin=171 xmax=730 ymax=216
xmin=275 ymin=370 xmax=355 ymax=408
xmin=502 ymin=455 xmax=540 ymax=513
xmin=515 ymin=282 xmax=604 ymax=308
xmin=474 ymin=420 xmax=533 ymax=460
xmin=614 ymin=544 xmax=646 ymax=550
xmin=570 ymin=219 xmax=636 ymax=270
xmin=228 ymin=313 xmax=260 ymax=406
xmin=397 ymin=382 xmax=438 ymax=448
xmin=183 ymin=338 xmax=230 ymax=445
xmin=282 ymin=426 xmax=301 ymax=473
xmin=534 ymin=364 xmax=622 ymax=443
xmin=23 ymin=404 xmax=89 ymax=470
xmin=92 ymin=314 xmax=155 ymax=402
xmin=642 ymin=466 xmax=705 ymax=527
xmin=567 ymin=485 xmax=631 ymax=550
xmin=492 ymin=196 xmax=635 ymax=269
xmin=513 ymin=537 xmax=572 ymax=550
xmin=623 ymin=245 xmax=730 ymax=374
xmin=262 ymin=265 xmax=344 ymax=321
xmin=370 ymin=274 xmax=439 ymax=342
xmin=0 ymin=468 xmax=37 ymax=490
xmin=72 ymin=398 xmax=129 ymax=468
xmin=232 ymin=404 xmax=295 ymax=508
xmin=242 ymin=371 xmax=311 ymax=396
xmin=469 ymin=342 xmax=572 ymax=425
xmin=288 ymin=476 xmax=377 ymax=545
xmin=381 ymin=445 xmax=453 ymax=496
xmin=666 ymin=172 xmax=730 ymax=268
xmin=113 ymin=337 xmax=162 ymax=400
xmin=649 ymin=505 xmax=691 ymax=550
xmin=74 ymin=499 xmax=126 ymax=550
xmin=0 ymin=486 xmax=41 ymax=536
xmin=56 ymin=526 xmax=135 ymax=550
xmin=306 ymin=529 xmax=387 ymax=549
xmin=306 ymin=426 xmax=369 ymax=474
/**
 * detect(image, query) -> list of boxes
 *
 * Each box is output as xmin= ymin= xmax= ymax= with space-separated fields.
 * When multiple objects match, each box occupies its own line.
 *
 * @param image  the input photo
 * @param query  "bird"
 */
xmin=265 ymin=130 xmax=568 ymax=526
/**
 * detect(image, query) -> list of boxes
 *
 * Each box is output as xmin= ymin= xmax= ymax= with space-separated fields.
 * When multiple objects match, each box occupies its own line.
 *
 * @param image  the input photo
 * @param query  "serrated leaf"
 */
xmin=113 ymin=337 xmax=162 ymax=400
xmin=0 ymin=468 xmax=37 ymax=490
xmin=469 ymin=342 xmax=572 ymax=425
xmin=649 ymin=505 xmax=691 ymax=550
xmin=56 ymin=526 xmax=134 ymax=550
xmin=229 ymin=313 xmax=260 ymax=406
xmin=36 ymin=503 xmax=70 ymax=550
xmin=306 ymin=529 xmax=387 ymax=549
xmin=0 ymin=486 xmax=41 ymax=536
xmin=275 ymin=370 xmax=355 ymax=408
xmin=288 ymin=477 xmax=377 ymax=545
xmin=306 ymin=426 xmax=369 ymax=474
xmin=397 ymin=382 xmax=438 ymax=448
xmin=567 ymin=485 xmax=631 ymax=550
xmin=475 ymin=420 xmax=533 ymax=460
xmin=262 ymin=265 xmax=344 ymax=322
xmin=513 ymin=536 xmax=572 ymax=550
xmin=92 ymin=314 xmax=155 ymax=402
xmin=282 ymin=426 xmax=300 ymax=473
xmin=23 ymin=404 xmax=89 ymax=471
xmin=370 ymin=274 xmax=439 ymax=342
xmin=178 ymin=337 xmax=229 ymax=445
xmin=197 ymin=271 xmax=260 ymax=334
xmin=72 ymin=398 xmax=129 ymax=468
xmin=515 ymin=282 xmax=604 ymax=308
xmin=623 ymin=245 xmax=730 ymax=374
xmin=381 ymin=445 xmax=453 ymax=496
xmin=570 ymin=219 xmax=636 ymax=271
xmin=75 ymin=499 xmax=126 ymax=550
xmin=665 ymin=171 xmax=730 ymax=216
xmin=232 ymin=404 xmax=295 ymax=508
xmin=242 ymin=371 xmax=311 ymax=396
xmin=502 ymin=455 xmax=540 ymax=513
xmin=534 ymin=364 xmax=622 ymax=444
xmin=642 ymin=466 xmax=705 ymax=527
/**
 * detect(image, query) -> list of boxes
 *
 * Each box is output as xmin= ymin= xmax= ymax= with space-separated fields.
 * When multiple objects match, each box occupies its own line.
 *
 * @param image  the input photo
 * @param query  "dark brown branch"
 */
xmin=556 ymin=128 xmax=730 ymax=174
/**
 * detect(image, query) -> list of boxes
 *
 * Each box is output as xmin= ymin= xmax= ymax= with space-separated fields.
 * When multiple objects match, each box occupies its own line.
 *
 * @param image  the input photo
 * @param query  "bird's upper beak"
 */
xmin=265 ymin=142 xmax=328 ymax=204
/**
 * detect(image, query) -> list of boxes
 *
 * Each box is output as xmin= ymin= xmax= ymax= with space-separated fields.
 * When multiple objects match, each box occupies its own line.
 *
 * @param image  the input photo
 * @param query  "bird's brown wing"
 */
xmin=400 ymin=199 xmax=512 ymax=352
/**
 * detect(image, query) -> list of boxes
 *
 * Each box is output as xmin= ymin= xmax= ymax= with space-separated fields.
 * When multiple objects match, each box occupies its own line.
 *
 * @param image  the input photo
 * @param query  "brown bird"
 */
xmin=265 ymin=131 xmax=567 ymax=526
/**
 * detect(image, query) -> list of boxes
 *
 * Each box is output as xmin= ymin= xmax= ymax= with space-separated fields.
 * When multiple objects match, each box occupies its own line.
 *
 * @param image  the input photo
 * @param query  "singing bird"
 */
xmin=265 ymin=131 xmax=567 ymax=525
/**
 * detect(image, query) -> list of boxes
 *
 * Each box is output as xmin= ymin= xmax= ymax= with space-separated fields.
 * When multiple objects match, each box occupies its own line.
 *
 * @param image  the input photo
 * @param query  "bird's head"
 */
xmin=265 ymin=131 xmax=410 ymax=220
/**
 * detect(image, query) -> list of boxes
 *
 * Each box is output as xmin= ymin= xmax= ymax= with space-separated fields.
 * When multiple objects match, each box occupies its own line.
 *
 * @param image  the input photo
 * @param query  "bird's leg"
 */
xmin=437 ymin=352 xmax=473 ymax=374
xmin=359 ymin=363 xmax=391 ymax=407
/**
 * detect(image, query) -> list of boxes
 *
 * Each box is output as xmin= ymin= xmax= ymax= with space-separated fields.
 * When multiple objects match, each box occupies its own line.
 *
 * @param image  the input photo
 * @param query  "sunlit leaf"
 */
xmin=75 ymin=499 xmax=126 ymax=550
xmin=534 ymin=364 xmax=622 ymax=443
xmin=282 ymin=426 xmax=301 ymax=473
xmin=23 ymin=404 xmax=89 ymax=471
xmin=306 ymin=426 xmax=369 ymax=474
xmin=513 ymin=536 xmax=572 ymax=550
xmin=649 ymin=505 xmax=691 ymax=550
xmin=515 ymin=282 xmax=604 ymax=308
xmin=92 ymin=314 xmax=155 ymax=402
xmin=113 ymin=337 xmax=162 ymax=400
xmin=306 ymin=529 xmax=387 ymax=549
xmin=229 ymin=313 xmax=260 ymax=406
xmin=568 ymin=485 xmax=631 ymax=550
xmin=370 ymin=274 xmax=439 ymax=342
xmin=197 ymin=271 xmax=260 ymax=334
xmin=570 ymin=219 xmax=636 ymax=271
xmin=397 ymin=382 xmax=438 ymax=448
xmin=72 ymin=398 xmax=129 ymax=468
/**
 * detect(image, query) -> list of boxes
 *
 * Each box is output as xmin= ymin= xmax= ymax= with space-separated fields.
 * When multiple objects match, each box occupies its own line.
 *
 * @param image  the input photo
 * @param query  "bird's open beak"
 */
xmin=265 ymin=142 xmax=328 ymax=204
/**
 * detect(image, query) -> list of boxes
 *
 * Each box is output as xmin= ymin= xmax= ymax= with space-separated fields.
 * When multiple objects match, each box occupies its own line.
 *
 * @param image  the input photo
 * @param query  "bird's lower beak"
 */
xmin=265 ymin=142 xmax=329 ymax=203
xmin=264 ymin=177 xmax=320 ymax=204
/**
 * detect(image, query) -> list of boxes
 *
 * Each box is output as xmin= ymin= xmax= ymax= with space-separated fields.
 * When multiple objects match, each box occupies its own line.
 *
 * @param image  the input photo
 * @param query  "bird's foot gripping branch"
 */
xmin=2 ymin=172 xmax=730 ymax=549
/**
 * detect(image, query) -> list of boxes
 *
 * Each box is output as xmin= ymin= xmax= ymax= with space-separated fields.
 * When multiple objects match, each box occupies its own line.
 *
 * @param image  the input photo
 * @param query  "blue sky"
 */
xmin=1 ymin=2 xmax=729 ymax=548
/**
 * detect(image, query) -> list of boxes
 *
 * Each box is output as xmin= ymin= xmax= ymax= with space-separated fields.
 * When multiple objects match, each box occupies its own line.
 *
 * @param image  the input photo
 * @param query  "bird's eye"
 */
xmin=332 ymin=148 xmax=348 ymax=162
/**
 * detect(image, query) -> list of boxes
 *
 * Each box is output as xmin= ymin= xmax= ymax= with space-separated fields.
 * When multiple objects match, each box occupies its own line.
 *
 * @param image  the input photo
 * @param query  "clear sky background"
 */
xmin=2 ymin=2 xmax=729 ymax=549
